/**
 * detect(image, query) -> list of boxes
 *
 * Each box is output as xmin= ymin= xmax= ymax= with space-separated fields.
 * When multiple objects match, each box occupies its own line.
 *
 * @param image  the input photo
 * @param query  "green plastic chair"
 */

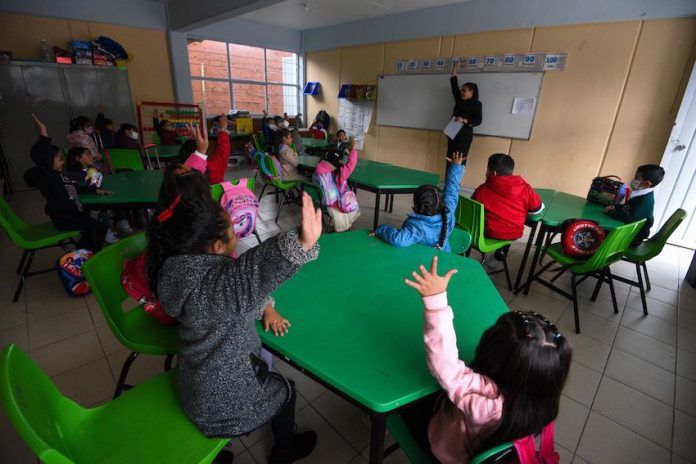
xmin=455 ymin=196 xmax=514 ymax=290
xmin=105 ymin=148 xmax=145 ymax=173
xmin=610 ymin=208 xmax=688 ymax=316
xmin=0 ymin=344 xmax=228 ymax=464
xmin=448 ymin=227 xmax=472 ymax=256
xmin=0 ymin=196 xmax=78 ymax=302
xmin=385 ymin=414 xmax=514 ymax=464
xmin=252 ymin=133 xmax=265 ymax=152
xmin=82 ymin=232 xmax=178 ymax=398
xmin=210 ymin=179 xmax=262 ymax=244
xmin=529 ymin=220 xmax=646 ymax=333
xmin=257 ymin=153 xmax=301 ymax=224
xmin=301 ymin=181 xmax=332 ymax=227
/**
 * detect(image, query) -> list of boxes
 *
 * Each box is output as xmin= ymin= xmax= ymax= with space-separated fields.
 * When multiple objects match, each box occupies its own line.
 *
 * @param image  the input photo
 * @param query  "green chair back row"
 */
xmin=0 ymin=196 xmax=79 ymax=249
xmin=568 ymin=219 xmax=646 ymax=274
xmin=0 ymin=344 xmax=228 ymax=463
xmin=624 ymin=208 xmax=687 ymax=262
xmin=105 ymin=148 xmax=145 ymax=173
xmin=455 ymin=196 xmax=512 ymax=253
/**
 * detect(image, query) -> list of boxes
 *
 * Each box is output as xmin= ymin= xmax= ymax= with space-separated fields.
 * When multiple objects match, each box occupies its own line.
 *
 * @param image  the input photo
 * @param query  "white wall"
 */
xmin=302 ymin=0 xmax=696 ymax=51
xmin=188 ymin=17 xmax=302 ymax=52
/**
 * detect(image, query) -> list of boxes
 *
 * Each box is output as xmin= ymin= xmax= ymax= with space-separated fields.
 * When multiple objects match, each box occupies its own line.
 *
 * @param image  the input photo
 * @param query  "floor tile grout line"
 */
xmin=591 ymin=409 xmax=675 ymax=457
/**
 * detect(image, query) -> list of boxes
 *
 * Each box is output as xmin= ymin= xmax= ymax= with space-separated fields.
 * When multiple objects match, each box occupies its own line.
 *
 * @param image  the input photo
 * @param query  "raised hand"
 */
xmin=186 ymin=123 xmax=209 ymax=154
xmin=404 ymin=256 xmax=458 ymax=297
xmin=218 ymin=114 xmax=229 ymax=132
xmin=447 ymin=151 xmax=467 ymax=165
xmin=451 ymin=60 xmax=458 ymax=77
xmin=299 ymin=191 xmax=322 ymax=251
xmin=31 ymin=113 xmax=48 ymax=136
xmin=263 ymin=305 xmax=291 ymax=336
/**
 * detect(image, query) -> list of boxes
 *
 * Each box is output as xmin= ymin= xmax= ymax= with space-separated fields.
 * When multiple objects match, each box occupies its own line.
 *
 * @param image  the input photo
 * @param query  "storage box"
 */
xmin=55 ymin=56 xmax=72 ymax=64
xmin=92 ymin=51 xmax=108 ymax=66
xmin=235 ymin=117 xmax=253 ymax=134
xmin=70 ymin=40 xmax=92 ymax=50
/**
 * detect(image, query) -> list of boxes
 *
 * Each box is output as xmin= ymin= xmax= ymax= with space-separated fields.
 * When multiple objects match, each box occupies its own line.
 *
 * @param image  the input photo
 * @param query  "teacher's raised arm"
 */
xmin=447 ymin=61 xmax=482 ymax=164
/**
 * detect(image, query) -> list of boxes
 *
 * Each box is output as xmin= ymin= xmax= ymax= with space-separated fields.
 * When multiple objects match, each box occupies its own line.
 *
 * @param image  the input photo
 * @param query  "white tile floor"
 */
xmin=1 ymin=163 xmax=695 ymax=463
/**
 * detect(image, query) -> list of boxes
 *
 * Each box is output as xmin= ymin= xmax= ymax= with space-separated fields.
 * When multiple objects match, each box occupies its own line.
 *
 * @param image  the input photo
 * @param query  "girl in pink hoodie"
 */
xmin=404 ymin=256 xmax=572 ymax=463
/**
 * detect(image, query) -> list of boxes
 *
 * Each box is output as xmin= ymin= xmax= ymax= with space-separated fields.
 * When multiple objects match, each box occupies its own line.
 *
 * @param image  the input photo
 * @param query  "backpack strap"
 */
xmin=513 ymin=435 xmax=538 ymax=464
xmin=539 ymin=422 xmax=559 ymax=464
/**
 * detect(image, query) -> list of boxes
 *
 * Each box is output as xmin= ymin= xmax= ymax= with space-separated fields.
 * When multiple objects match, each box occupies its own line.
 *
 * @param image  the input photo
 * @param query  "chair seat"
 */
xmin=544 ymin=243 xmax=583 ymax=267
xmin=69 ymin=370 xmax=228 ymax=463
xmin=114 ymin=308 xmax=179 ymax=355
xmin=623 ymin=242 xmax=657 ymax=262
xmin=14 ymin=222 xmax=79 ymax=249
xmin=476 ymin=236 xmax=512 ymax=254
xmin=449 ymin=228 xmax=472 ymax=255
xmin=267 ymin=179 xmax=300 ymax=190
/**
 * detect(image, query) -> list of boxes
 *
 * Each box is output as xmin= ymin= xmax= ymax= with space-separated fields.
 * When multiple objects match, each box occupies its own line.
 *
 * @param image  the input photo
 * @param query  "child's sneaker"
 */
xmin=117 ymin=219 xmax=134 ymax=234
xmin=105 ymin=228 xmax=120 ymax=244
xmin=268 ymin=431 xmax=317 ymax=464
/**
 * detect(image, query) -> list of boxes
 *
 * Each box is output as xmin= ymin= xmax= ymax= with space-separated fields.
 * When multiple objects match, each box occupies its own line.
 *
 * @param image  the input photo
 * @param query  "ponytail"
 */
xmin=414 ymin=184 xmax=449 ymax=249
xmin=437 ymin=207 xmax=448 ymax=249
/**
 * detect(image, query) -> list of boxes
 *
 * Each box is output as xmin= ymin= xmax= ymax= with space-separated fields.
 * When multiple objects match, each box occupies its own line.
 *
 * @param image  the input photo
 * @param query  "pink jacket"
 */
xmin=314 ymin=147 xmax=358 ymax=186
xmin=66 ymin=130 xmax=100 ymax=160
xmin=423 ymin=292 xmax=504 ymax=463
xmin=183 ymin=151 xmax=207 ymax=174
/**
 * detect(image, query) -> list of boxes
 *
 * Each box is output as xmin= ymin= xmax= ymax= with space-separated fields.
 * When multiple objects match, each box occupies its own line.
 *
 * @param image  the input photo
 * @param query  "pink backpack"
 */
xmin=121 ymin=253 xmax=177 ymax=326
xmin=219 ymin=179 xmax=259 ymax=239
xmin=513 ymin=422 xmax=559 ymax=464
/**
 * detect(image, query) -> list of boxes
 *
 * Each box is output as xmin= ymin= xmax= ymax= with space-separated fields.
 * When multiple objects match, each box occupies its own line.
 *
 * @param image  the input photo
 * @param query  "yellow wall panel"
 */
xmin=377 ymin=127 xmax=430 ymax=169
xmin=510 ymin=21 xmax=641 ymax=194
xmin=306 ymin=49 xmax=341 ymax=131
xmin=463 ymin=137 xmax=513 ymax=188
xmin=453 ymin=29 xmax=533 ymax=56
xmin=601 ymin=18 xmax=696 ymax=181
xmin=383 ymin=37 xmax=441 ymax=74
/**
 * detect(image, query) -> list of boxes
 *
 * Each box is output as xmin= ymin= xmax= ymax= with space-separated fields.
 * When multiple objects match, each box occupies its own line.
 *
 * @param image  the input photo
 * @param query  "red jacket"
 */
xmin=472 ymin=175 xmax=542 ymax=240
xmin=206 ymin=130 xmax=231 ymax=184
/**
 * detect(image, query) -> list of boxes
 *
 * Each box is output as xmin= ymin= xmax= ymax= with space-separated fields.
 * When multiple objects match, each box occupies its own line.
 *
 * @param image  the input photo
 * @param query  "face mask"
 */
xmin=630 ymin=179 xmax=641 ymax=190
xmin=268 ymin=123 xmax=278 ymax=130
xmin=85 ymin=127 xmax=94 ymax=135
xmin=280 ymin=121 xmax=289 ymax=129
xmin=129 ymin=131 xmax=139 ymax=141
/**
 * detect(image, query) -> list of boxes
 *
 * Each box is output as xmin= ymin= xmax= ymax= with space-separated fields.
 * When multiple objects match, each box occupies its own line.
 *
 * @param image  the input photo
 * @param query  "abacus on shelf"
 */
xmin=136 ymin=101 xmax=204 ymax=145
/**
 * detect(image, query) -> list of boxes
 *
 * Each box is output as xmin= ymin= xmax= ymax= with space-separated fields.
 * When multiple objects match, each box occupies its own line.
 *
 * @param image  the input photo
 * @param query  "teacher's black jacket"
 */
xmin=448 ymin=76 xmax=482 ymax=157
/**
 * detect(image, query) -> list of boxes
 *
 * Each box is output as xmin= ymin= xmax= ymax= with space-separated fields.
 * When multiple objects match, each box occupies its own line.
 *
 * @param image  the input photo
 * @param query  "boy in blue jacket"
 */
xmin=605 ymin=164 xmax=665 ymax=246
xmin=372 ymin=152 xmax=466 ymax=252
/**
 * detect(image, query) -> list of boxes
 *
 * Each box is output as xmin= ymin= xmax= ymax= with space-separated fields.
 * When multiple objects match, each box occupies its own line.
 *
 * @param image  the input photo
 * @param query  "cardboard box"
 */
xmin=236 ymin=117 xmax=253 ymax=134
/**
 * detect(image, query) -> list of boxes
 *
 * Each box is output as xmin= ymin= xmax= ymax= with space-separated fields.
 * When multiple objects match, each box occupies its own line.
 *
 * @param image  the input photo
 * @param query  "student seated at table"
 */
xmin=273 ymin=128 xmax=302 ymax=181
xmin=66 ymin=115 xmax=101 ymax=162
xmin=147 ymin=192 xmax=321 ymax=464
xmin=372 ymin=152 xmax=466 ymax=252
xmin=180 ymin=119 xmax=231 ymax=185
xmin=114 ymin=123 xmax=142 ymax=150
xmin=312 ymin=138 xmax=361 ymax=232
xmin=604 ymin=164 xmax=665 ymax=246
xmin=26 ymin=113 xmax=112 ymax=251
xmin=153 ymin=108 xmax=180 ymax=145
xmin=403 ymin=256 xmax=572 ymax=463
xmin=95 ymin=105 xmax=116 ymax=150
xmin=472 ymin=154 xmax=543 ymax=260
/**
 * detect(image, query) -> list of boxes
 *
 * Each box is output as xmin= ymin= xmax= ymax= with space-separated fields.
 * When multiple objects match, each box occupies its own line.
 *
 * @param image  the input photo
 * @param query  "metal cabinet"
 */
xmin=0 ymin=62 xmax=134 ymax=190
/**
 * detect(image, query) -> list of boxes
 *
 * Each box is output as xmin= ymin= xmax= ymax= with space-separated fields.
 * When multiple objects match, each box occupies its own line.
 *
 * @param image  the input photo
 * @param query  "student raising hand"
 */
xmin=405 ymin=256 xmax=458 ymax=297
xmin=186 ymin=123 xmax=209 ymax=154
xmin=299 ymin=191 xmax=322 ymax=251
xmin=31 ymin=113 xmax=48 ymax=137
xmin=218 ymin=114 xmax=228 ymax=132
xmin=447 ymin=151 xmax=467 ymax=165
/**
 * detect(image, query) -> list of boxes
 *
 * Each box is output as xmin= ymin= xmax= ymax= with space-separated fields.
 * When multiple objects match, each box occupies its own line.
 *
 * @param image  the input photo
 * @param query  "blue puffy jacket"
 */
xmin=375 ymin=163 xmax=464 ymax=252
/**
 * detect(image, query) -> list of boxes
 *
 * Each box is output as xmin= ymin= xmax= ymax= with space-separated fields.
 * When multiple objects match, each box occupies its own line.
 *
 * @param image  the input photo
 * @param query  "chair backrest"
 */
xmin=252 ymin=133 xmax=264 ymax=152
xmin=157 ymin=145 xmax=182 ymax=158
xmin=301 ymin=181 xmax=327 ymax=213
xmin=469 ymin=442 xmax=516 ymax=464
xmin=0 ymin=344 xmax=82 ymax=463
xmin=105 ymin=149 xmax=145 ymax=172
xmin=210 ymin=178 xmax=256 ymax=202
xmin=573 ymin=219 xmax=646 ymax=274
xmin=634 ymin=208 xmax=687 ymax=260
xmin=260 ymin=152 xmax=281 ymax=179
xmin=0 ymin=196 xmax=29 ymax=244
xmin=82 ymin=233 xmax=147 ymax=341
xmin=455 ymin=196 xmax=486 ymax=249
xmin=448 ymin=227 xmax=472 ymax=255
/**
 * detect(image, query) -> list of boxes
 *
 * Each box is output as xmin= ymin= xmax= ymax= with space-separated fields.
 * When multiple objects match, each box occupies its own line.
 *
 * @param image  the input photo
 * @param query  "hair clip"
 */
xmin=156 ymin=194 xmax=182 ymax=223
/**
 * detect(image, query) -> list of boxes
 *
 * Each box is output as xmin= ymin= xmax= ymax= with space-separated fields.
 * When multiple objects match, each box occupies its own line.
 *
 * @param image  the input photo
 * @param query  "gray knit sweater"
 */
xmin=158 ymin=230 xmax=319 ymax=437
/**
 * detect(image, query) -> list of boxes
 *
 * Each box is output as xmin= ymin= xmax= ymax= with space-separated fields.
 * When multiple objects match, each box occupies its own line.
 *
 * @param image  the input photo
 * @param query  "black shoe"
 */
xmin=268 ymin=431 xmax=318 ymax=464
xmin=494 ymin=248 xmax=507 ymax=262
xmin=213 ymin=449 xmax=234 ymax=464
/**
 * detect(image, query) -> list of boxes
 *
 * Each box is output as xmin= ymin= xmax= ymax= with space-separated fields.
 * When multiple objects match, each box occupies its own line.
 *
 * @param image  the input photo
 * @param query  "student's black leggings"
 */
xmin=53 ymin=213 xmax=106 ymax=252
xmin=270 ymin=378 xmax=297 ymax=450
xmin=400 ymin=394 xmax=441 ymax=462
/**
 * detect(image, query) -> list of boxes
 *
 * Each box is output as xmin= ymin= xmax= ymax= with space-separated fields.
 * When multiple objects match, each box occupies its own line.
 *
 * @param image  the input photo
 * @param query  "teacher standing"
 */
xmin=448 ymin=62 xmax=482 ymax=161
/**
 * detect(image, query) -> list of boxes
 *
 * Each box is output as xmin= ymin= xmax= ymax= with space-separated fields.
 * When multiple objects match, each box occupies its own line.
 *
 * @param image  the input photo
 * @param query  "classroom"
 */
xmin=0 ymin=0 xmax=695 ymax=463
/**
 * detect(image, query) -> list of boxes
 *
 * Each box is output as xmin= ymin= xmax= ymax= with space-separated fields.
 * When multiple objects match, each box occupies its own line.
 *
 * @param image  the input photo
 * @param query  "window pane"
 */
xmin=187 ymin=40 xmax=228 ymax=78
xmin=192 ymin=80 xmax=231 ymax=116
xmin=229 ymin=44 xmax=265 ymax=81
xmin=268 ymin=85 xmax=298 ymax=117
xmin=266 ymin=49 xmax=298 ymax=84
xmin=232 ymin=83 xmax=266 ymax=113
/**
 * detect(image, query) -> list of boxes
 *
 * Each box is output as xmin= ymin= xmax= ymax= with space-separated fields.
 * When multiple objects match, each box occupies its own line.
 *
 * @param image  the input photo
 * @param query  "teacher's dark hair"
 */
xmin=463 ymin=82 xmax=479 ymax=101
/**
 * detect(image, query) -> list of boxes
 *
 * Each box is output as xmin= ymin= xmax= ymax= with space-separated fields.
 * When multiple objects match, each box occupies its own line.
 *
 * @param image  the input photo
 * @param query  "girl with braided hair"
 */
xmin=402 ymin=256 xmax=572 ymax=463
xmin=372 ymin=151 xmax=466 ymax=252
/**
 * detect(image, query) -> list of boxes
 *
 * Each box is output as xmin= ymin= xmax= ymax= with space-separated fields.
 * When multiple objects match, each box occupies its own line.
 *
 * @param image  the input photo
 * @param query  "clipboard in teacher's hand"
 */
xmin=443 ymin=117 xmax=464 ymax=140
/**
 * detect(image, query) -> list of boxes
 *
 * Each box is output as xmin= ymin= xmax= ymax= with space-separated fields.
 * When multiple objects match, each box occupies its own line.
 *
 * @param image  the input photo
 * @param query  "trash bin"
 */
xmin=686 ymin=250 xmax=696 ymax=289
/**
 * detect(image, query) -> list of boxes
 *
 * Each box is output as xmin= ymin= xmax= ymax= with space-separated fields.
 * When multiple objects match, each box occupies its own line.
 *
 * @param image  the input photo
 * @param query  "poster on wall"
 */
xmin=395 ymin=61 xmax=407 ymax=72
xmin=543 ymin=53 xmax=567 ymax=71
xmin=407 ymin=60 xmax=418 ymax=72
xmin=338 ymin=99 xmax=374 ymax=150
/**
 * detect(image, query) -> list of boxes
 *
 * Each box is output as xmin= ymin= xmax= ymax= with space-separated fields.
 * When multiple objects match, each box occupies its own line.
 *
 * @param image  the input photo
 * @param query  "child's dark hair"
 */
xmin=273 ymin=128 xmax=291 ymax=154
xmin=69 ymin=116 xmax=91 ymax=133
xmin=470 ymin=311 xmax=572 ymax=452
xmin=118 ymin=123 xmax=138 ymax=135
xmin=487 ymin=153 xmax=515 ymax=176
xmin=96 ymin=118 xmax=113 ymax=131
xmin=274 ymin=115 xmax=284 ymax=123
xmin=637 ymin=164 xmax=665 ymax=187
xmin=463 ymin=82 xmax=479 ymax=100
xmin=158 ymin=119 xmax=171 ymax=131
xmin=336 ymin=129 xmax=346 ymax=137
xmin=158 ymin=165 xmax=210 ymax=208
xmin=179 ymin=140 xmax=197 ymax=162
xmin=147 ymin=197 xmax=229 ymax=294
xmin=65 ymin=147 xmax=89 ymax=172
xmin=413 ymin=184 xmax=448 ymax=249
xmin=324 ymin=150 xmax=343 ymax=169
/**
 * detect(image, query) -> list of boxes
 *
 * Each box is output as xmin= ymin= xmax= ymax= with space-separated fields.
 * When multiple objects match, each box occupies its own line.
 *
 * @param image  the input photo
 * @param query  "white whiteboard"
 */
xmin=376 ymin=72 xmax=544 ymax=139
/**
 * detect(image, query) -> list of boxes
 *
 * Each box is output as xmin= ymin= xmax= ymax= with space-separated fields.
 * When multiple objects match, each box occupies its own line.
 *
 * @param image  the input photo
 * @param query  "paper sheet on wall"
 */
xmin=511 ymin=97 xmax=536 ymax=115
xmin=338 ymin=99 xmax=373 ymax=150
xmin=443 ymin=117 xmax=464 ymax=140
